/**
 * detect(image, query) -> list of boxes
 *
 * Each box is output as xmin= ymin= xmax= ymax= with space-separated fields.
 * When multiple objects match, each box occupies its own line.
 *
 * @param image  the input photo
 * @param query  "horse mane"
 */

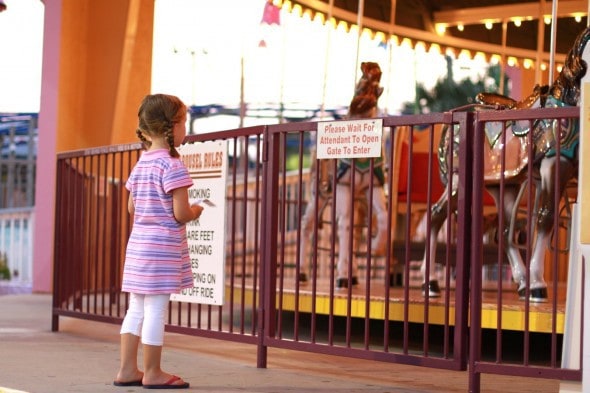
xmin=550 ymin=25 xmax=590 ymax=106
xmin=348 ymin=62 xmax=384 ymax=119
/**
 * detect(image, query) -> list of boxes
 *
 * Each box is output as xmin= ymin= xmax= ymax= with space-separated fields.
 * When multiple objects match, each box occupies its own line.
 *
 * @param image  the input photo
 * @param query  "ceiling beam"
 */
xmin=434 ymin=0 xmax=587 ymax=26
xmin=288 ymin=0 xmax=568 ymax=60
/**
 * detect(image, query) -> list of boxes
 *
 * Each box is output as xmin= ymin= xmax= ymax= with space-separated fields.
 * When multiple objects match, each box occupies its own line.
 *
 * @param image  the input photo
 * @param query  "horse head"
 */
xmin=348 ymin=62 xmax=384 ymax=119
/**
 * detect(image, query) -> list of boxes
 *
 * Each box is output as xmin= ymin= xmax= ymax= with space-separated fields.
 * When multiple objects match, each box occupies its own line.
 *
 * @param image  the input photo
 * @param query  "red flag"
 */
xmin=260 ymin=0 xmax=280 ymax=25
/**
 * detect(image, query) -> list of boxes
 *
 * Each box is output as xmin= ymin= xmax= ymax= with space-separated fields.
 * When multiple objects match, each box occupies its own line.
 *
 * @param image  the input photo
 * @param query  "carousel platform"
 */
xmin=227 ymin=233 xmax=570 ymax=335
xmin=230 ymin=279 xmax=565 ymax=334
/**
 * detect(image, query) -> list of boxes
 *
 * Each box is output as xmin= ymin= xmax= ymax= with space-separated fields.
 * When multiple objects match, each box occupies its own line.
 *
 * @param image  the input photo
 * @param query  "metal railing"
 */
xmin=0 ymin=113 xmax=37 ymax=292
xmin=52 ymin=108 xmax=583 ymax=392
xmin=0 ymin=207 xmax=34 ymax=286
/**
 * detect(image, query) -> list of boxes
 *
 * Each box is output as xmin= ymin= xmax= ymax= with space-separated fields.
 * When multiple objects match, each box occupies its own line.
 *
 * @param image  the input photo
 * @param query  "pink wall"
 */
xmin=33 ymin=0 xmax=61 ymax=293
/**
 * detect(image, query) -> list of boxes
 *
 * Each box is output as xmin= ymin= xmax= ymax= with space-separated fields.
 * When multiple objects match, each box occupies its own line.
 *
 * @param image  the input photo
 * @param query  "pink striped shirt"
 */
xmin=122 ymin=149 xmax=194 ymax=294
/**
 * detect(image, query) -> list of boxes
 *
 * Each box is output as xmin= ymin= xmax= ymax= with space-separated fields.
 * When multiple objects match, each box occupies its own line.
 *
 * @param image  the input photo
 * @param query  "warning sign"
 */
xmin=171 ymin=140 xmax=228 ymax=305
xmin=316 ymin=118 xmax=383 ymax=159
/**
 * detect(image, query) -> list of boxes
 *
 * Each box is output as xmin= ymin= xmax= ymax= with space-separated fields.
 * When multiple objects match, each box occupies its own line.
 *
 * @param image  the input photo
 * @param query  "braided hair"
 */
xmin=136 ymin=94 xmax=186 ymax=158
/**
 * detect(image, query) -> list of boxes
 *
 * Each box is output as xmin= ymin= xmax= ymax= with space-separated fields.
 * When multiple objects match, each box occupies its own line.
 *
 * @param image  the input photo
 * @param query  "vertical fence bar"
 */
xmin=453 ymin=111 xmax=472 ymax=369
xmin=468 ymin=111 xmax=486 ymax=393
xmin=258 ymin=125 xmax=278 ymax=368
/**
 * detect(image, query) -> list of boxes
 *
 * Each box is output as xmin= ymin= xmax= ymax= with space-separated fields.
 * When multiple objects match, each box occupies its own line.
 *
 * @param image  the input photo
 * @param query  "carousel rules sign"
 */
xmin=316 ymin=118 xmax=383 ymax=159
xmin=172 ymin=140 xmax=228 ymax=306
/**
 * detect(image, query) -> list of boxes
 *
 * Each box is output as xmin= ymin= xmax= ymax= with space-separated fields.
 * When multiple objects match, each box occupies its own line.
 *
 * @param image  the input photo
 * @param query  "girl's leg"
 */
xmin=115 ymin=293 xmax=145 ymax=384
xmin=142 ymin=294 xmax=188 ymax=387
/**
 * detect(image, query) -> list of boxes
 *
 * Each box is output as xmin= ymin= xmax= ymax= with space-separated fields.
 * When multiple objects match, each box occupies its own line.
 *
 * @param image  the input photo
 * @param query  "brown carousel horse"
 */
xmin=420 ymin=26 xmax=588 ymax=301
xmin=299 ymin=61 xmax=388 ymax=288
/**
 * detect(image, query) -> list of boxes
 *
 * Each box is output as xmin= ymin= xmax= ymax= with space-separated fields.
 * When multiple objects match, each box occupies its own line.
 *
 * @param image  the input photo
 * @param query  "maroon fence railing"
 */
xmin=52 ymin=108 xmax=582 ymax=392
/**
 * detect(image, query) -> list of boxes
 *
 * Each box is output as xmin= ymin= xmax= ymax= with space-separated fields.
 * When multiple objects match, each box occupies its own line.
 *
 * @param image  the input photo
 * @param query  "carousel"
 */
xmin=244 ymin=0 xmax=590 ymax=335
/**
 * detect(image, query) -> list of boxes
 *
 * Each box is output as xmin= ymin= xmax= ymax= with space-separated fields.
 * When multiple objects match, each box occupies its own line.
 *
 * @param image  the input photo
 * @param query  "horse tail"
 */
xmin=551 ymin=25 xmax=590 ymax=106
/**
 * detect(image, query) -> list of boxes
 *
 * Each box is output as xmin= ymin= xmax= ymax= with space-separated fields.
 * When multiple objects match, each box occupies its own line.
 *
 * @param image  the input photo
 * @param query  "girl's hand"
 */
xmin=191 ymin=203 xmax=204 ymax=220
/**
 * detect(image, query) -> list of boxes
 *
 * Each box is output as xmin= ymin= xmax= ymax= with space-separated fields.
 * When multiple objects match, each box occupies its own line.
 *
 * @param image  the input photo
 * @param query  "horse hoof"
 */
xmin=517 ymin=287 xmax=548 ymax=302
xmin=298 ymin=273 xmax=308 ymax=282
xmin=422 ymin=280 xmax=441 ymax=297
xmin=389 ymin=273 xmax=403 ymax=287
xmin=336 ymin=277 xmax=359 ymax=288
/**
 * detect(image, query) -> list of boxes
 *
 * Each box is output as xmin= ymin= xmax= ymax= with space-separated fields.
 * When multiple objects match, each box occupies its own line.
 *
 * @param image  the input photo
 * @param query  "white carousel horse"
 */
xmin=420 ymin=25 xmax=589 ymax=301
xmin=299 ymin=62 xmax=388 ymax=288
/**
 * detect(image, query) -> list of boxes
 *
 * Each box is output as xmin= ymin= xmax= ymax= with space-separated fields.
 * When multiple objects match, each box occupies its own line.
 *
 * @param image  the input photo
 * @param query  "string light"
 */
xmin=282 ymin=3 xmax=590 ymax=75
xmin=336 ymin=20 xmax=348 ymax=32
xmin=313 ymin=12 xmax=325 ymax=24
xmin=435 ymin=24 xmax=446 ymax=35
xmin=428 ymin=43 xmax=441 ymax=54
xmin=400 ymin=37 xmax=413 ymax=48
xmin=414 ymin=41 xmax=427 ymax=53
xmin=374 ymin=31 xmax=386 ymax=43
xmin=507 ymin=57 xmax=517 ymax=67
xmin=459 ymin=49 xmax=471 ymax=60
xmin=292 ymin=4 xmax=303 ymax=16
xmin=523 ymin=59 xmax=533 ymax=69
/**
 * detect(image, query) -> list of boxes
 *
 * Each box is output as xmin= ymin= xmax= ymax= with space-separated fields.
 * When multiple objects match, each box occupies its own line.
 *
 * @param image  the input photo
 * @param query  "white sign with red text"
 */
xmin=171 ymin=140 xmax=228 ymax=306
xmin=316 ymin=118 xmax=383 ymax=159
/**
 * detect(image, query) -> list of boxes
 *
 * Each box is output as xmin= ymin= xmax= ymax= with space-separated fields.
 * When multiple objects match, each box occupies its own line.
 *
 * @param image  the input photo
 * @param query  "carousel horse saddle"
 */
xmin=528 ymin=96 xmax=579 ymax=160
xmin=336 ymin=158 xmax=385 ymax=187
xmin=476 ymin=84 xmax=549 ymax=110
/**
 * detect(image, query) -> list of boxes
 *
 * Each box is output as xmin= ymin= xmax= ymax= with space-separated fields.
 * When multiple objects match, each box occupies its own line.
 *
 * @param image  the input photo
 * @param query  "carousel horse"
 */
xmin=299 ymin=61 xmax=388 ymax=288
xmin=420 ymin=25 xmax=589 ymax=301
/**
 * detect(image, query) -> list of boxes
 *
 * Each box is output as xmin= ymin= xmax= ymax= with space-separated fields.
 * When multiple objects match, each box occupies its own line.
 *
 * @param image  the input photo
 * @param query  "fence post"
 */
xmin=257 ymin=125 xmax=280 ymax=368
xmin=452 ymin=111 xmax=473 ymax=369
xmin=468 ymin=111 xmax=486 ymax=393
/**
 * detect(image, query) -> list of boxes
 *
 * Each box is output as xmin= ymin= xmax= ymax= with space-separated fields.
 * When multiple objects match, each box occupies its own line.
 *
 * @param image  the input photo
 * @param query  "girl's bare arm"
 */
xmin=172 ymin=186 xmax=203 ymax=223
xmin=128 ymin=193 xmax=135 ymax=215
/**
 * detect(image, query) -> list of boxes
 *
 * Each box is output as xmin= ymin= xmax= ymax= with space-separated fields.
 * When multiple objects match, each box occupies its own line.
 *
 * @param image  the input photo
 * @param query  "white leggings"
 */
xmin=120 ymin=293 xmax=169 ymax=346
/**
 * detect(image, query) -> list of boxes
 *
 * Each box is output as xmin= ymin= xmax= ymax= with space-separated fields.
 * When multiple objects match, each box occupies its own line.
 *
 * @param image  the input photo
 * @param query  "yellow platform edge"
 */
xmin=227 ymin=286 xmax=564 ymax=334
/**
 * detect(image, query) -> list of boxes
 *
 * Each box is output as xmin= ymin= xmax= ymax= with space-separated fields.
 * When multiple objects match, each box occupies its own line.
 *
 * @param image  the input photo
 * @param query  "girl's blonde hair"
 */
xmin=136 ymin=94 xmax=186 ymax=158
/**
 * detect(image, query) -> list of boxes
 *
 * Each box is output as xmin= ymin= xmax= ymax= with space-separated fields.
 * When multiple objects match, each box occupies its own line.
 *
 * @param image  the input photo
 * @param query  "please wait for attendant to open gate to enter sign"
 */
xmin=316 ymin=118 xmax=383 ymax=159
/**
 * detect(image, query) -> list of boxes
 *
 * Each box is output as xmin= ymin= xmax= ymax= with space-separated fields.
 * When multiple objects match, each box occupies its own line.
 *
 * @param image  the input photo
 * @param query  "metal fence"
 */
xmin=52 ymin=108 xmax=583 ymax=392
xmin=0 ymin=113 xmax=37 ymax=292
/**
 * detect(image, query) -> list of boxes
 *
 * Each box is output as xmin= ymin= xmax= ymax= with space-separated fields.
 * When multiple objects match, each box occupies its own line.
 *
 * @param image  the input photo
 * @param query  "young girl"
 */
xmin=114 ymin=94 xmax=203 ymax=389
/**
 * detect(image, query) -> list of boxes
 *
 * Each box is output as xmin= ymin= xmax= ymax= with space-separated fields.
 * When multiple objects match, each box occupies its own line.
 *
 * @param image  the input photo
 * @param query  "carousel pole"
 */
xmin=535 ymin=0 xmax=546 ymax=85
xmin=548 ymin=0 xmax=558 ymax=83
xmin=239 ymin=53 xmax=245 ymax=128
xmin=353 ymin=0 xmax=365 ymax=87
xmin=278 ymin=9 xmax=286 ymax=123
xmin=384 ymin=0 xmax=397 ymax=116
xmin=500 ymin=19 xmax=508 ymax=95
xmin=320 ymin=0 xmax=334 ymax=119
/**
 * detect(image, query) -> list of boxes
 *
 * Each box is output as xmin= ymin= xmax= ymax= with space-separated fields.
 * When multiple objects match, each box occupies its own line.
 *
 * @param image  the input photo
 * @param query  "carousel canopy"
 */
xmin=286 ymin=0 xmax=588 ymax=64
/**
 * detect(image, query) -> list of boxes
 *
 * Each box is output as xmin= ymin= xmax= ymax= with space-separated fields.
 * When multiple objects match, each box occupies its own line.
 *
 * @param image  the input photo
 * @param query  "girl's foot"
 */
xmin=143 ymin=374 xmax=189 ymax=389
xmin=113 ymin=370 xmax=144 ymax=387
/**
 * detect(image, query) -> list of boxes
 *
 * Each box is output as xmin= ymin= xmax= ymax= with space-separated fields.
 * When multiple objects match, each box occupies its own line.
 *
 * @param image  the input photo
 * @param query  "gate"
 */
xmin=52 ymin=108 xmax=583 ymax=392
